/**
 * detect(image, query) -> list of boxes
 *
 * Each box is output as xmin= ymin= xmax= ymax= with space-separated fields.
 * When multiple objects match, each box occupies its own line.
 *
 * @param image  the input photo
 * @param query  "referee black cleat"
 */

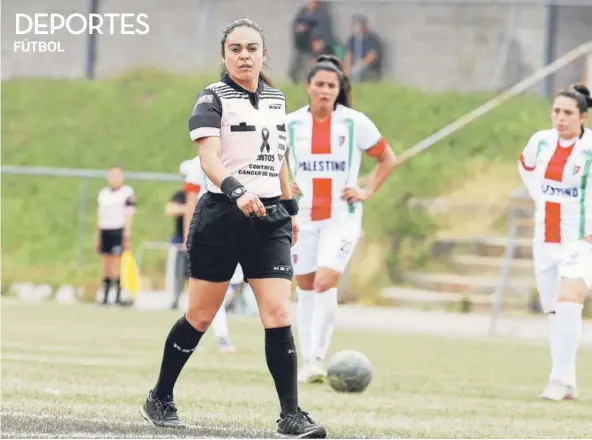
xmin=140 ymin=390 xmax=186 ymax=429
xmin=277 ymin=408 xmax=327 ymax=438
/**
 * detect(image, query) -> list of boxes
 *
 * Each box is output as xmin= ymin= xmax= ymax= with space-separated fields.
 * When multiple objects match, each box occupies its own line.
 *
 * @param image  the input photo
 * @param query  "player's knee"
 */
xmin=313 ymin=276 xmax=338 ymax=293
xmin=557 ymin=278 xmax=587 ymax=303
xmin=185 ymin=308 xmax=215 ymax=332
xmin=259 ymin=302 xmax=290 ymax=327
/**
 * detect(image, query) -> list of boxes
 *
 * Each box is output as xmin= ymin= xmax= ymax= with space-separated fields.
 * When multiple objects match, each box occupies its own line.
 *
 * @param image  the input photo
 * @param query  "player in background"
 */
xmin=178 ymin=158 xmax=237 ymax=353
xmin=518 ymin=84 xmax=592 ymax=400
xmin=286 ymin=57 xmax=397 ymax=383
xmin=95 ymin=166 xmax=136 ymax=305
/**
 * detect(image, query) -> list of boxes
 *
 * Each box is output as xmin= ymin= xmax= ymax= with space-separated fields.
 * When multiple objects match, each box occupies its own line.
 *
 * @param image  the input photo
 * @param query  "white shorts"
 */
xmin=291 ymin=215 xmax=362 ymax=275
xmin=230 ymin=264 xmax=245 ymax=285
xmin=534 ymin=239 xmax=592 ymax=313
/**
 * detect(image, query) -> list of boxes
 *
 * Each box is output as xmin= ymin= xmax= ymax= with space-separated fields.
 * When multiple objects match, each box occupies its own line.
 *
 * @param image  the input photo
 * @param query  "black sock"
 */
xmin=114 ymin=278 xmax=121 ymax=302
xmin=102 ymin=278 xmax=111 ymax=303
xmin=152 ymin=316 xmax=204 ymax=399
xmin=265 ymin=326 xmax=298 ymax=414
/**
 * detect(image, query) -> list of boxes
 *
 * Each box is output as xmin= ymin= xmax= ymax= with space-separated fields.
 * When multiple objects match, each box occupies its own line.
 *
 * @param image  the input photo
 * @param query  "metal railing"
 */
xmin=488 ymin=186 xmax=534 ymax=336
xmin=1 ymin=165 xmax=181 ymax=270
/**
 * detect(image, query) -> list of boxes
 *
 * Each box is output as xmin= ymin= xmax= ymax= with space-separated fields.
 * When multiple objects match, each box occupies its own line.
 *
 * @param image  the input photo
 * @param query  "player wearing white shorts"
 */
xmin=286 ymin=56 xmax=397 ymax=382
xmin=180 ymin=157 xmax=238 ymax=353
xmin=518 ymin=84 xmax=592 ymax=400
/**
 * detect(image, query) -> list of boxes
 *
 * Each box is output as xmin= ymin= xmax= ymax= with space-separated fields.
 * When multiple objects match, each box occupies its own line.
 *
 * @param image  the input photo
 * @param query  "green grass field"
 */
xmin=2 ymin=69 xmax=553 ymax=291
xmin=2 ymin=299 xmax=592 ymax=438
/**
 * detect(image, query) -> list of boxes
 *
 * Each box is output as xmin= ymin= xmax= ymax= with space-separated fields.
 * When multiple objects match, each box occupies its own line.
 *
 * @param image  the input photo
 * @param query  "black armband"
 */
xmin=221 ymin=176 xmax=246 ymax=202
xmin=280 ymin=198 xmax=299 ymax=216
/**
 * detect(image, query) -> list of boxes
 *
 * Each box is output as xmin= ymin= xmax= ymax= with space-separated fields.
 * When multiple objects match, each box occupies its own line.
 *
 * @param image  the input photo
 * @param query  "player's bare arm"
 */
xmin=343 ymin=143 xmax=397 ymax=203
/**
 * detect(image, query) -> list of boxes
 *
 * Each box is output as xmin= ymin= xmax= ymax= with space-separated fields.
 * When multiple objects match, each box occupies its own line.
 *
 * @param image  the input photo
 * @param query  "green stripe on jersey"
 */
xmin=344 ymin=118 xmax=355 ymax=214
xmin=579 ymin=155 xmax=592 ymax=239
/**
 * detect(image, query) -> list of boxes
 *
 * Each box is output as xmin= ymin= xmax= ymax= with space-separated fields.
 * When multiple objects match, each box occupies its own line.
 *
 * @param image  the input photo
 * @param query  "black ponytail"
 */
xmin=307 ymin=55 xmax=352 ymax=108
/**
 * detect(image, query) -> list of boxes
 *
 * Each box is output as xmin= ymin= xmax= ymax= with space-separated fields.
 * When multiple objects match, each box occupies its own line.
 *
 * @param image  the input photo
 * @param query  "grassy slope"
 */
xmin=2 ymin=299 xmax=592 ymax=438
xmin=1 ymin=69 xmax=550 ymax=289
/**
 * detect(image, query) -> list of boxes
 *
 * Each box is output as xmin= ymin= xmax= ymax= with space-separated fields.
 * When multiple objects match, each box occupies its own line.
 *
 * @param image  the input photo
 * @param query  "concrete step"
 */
xmin=403 ymin=272 xmax=535 ymax=296
xmin=447 ymin=255 xmax=534 ymax=278
xmin=381 ymin=287 xmax=493 ymax=305
xmin=380 ymin=286 xmax=529 ymax=311
xmin=432 ymin=236 xmax=533 ymax=259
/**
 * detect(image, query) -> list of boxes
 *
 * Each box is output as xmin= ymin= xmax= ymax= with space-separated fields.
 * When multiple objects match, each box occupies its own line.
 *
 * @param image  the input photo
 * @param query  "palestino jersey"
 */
xmin=519 ymin=127 xmax=592 ymax=243
xmin=285 ymin=104 xmax=388 ymax=224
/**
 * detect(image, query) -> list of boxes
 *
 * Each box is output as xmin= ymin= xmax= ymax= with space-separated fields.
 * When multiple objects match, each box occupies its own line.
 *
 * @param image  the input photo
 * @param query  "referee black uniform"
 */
xmin=140 ymin=73 xmax=326 ymax=439
xmin=186 ymin=75 xmax=293 ymax=282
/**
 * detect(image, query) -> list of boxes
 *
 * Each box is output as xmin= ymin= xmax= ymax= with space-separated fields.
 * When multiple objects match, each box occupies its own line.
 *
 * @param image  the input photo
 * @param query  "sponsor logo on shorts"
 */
xmin=273 ymin=265 xmax=292 ymax=273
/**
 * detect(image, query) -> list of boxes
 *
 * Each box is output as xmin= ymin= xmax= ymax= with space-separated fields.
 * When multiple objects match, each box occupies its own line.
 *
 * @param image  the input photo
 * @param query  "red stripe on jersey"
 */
xmin=311 ymin=118 xmax=332 ymax=155
xmin=543 ymin=142 xmax=575 ymax=243
xmin=311 ymin=178 xmax=332 ymax=221
xmin=366 ymin=138 xmax=388 ymax=157
xmin=519 ymin=153 xmax=536 ymax=171
xmin=183 ymin=183 xmax=200 ymax=194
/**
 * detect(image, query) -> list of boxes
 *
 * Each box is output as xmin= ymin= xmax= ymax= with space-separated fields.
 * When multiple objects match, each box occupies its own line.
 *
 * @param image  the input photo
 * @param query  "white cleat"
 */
xmin=297 ymin=363 xmax=312 ymax=383
xmin=539 ymin=380 xmax=578 ymax=401
xmin=307 ymin=360 xmax=327 ymax=384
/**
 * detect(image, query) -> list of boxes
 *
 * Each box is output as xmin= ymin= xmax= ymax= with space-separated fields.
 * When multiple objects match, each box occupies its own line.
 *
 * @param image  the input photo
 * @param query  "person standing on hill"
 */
xmin=518 ymin=83 xmax=592 ymax=401
xmin=95 ymin=166 xmax=136 ymax=305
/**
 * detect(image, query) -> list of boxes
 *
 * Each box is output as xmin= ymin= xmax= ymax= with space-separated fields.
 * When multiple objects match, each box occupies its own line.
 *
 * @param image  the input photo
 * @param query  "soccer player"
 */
xmin=285 ymin=57 xmax=397 ymax=383
xmin=140 ymin=18 xmax=326 ymax=438
xmin=94 ymin=166 xmax=136 ymax=305
xmin=518 ymin=83 xmax=592 ymax=400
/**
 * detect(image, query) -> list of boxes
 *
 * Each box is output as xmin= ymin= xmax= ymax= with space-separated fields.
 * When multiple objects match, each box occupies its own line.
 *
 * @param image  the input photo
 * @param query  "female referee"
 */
xmin=140 ymin=18 xmax=326 ymax=438
xmin=286 ymin=57 xmax=397 ymax=383
xmin=519 ymin=84 xmax=592 ymax=400
xmin=94 ymin=166 xmax=136 ymax=305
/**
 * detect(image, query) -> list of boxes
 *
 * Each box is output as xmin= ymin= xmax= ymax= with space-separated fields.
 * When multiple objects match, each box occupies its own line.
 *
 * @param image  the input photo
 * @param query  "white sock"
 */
xmin=553 ymin=302 xmax=583 ymax=387
xmin=548 ymin=313 xmax=560 ymax=382
xmin=211 ymin=286 xmax=234 ymax=339
xmin=311 ymin=288 xmax=338 ymax=362
xmin=296 ymin=288 xmax=315 ymax=364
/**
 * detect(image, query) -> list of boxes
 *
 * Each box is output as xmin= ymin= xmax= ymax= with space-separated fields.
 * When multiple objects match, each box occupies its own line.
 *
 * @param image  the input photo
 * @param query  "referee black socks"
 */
xmin=265 ymin=326 xmax=298 ymax=414
xmin=102 ymin=277 xmax=111 ymax=304
xmin=153 ymin=316 xmax=204 ymax=399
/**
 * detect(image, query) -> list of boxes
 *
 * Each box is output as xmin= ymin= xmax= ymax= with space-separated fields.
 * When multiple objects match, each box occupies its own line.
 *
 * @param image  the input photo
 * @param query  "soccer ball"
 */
xmin=326 ymin=350 xmax=372 ymax=393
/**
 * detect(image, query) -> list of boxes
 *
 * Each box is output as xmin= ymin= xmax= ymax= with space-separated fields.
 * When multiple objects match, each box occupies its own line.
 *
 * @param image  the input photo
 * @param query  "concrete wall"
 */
xmin=2 ymin=0 xmax=591 ymax=92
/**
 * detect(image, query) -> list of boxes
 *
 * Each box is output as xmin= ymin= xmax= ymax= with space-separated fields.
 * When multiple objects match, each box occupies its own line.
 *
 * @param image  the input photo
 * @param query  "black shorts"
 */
xmin=187 ymin=192 xmax=293 ymax=282
xmin=99 ymin=228 xmax=123 ymax=256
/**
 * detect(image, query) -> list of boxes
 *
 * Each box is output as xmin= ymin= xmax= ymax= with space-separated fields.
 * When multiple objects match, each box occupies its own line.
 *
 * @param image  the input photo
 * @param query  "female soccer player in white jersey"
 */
xmin=94 ymin=166 xmax=136 ymax=305
xmin=519 ymin=84 xmax=592 ymax=400
xmin=285 ymin=56 xmax=397 ymax=383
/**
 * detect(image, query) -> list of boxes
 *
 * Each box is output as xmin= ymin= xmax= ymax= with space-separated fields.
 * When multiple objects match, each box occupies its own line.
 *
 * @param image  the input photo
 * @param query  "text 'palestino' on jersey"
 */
xmin=285 ymin=104 xmax=388 ymax=223
xmin=519 ymin=127 xmax=592 ymax=243
xmin=188 ymin=75 xmax=287 ymax=198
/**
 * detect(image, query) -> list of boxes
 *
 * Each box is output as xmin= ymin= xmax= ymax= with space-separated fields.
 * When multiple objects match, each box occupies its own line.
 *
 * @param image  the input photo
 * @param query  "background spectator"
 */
xmin=289 ymin=0 xmax=334 ymax=82
xmin=344 ymin=14 xmax=383 ymax=82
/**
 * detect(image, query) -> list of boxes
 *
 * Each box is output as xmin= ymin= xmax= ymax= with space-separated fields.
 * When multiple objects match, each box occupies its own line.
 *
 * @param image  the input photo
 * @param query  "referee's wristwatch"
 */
xmin=229 ymin=186 xmax=246 ymax=202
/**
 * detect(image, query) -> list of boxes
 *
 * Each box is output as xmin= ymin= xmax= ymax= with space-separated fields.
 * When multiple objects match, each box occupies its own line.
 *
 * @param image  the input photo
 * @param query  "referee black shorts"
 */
xmin=99 ymin=228 xmax=123 ymax=256
xmin=186 ymin=192 xmax=293 ymax=282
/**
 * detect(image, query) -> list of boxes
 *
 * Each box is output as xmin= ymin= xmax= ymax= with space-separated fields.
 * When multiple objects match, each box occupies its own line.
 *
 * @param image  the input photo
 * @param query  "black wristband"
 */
xmin=220 ymin=176 xmax=246 ymax=202
xmin=280 ymin=198 xmax=299 ymax=216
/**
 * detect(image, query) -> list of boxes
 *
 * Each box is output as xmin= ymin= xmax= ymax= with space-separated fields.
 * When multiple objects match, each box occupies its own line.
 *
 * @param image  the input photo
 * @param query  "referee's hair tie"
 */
xmin=280 ymin=199 xmax=299 ymax=216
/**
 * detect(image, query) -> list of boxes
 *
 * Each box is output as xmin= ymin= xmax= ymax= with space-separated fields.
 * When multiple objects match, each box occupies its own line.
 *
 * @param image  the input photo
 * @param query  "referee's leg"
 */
xmin=240 ymin=220 xmax=327 ymax=439
xmin=141 ymin=195 xmax=238 ymax=428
